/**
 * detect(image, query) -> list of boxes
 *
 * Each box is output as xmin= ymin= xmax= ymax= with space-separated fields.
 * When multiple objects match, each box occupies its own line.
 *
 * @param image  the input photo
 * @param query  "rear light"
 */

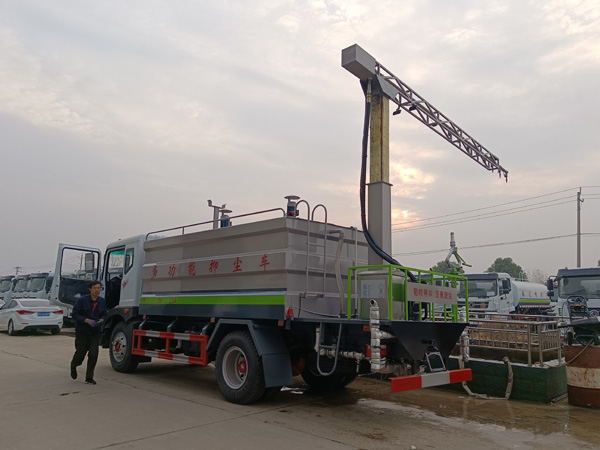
xmin=16 ymin=310 xmax=35 ymax=315
xmin=53 ymin=310 xmax=64 ymax=315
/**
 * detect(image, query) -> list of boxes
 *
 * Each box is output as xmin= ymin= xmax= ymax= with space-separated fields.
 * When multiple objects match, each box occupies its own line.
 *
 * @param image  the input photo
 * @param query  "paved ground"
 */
xmin=1 ymin=330 xmax=598 ymax=450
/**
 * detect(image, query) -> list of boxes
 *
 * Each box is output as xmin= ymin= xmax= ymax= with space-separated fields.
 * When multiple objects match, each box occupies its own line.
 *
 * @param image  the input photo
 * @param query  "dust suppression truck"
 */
xmin=51 ymin=44 xmax=509 ymax=404
xmin=458 ymin=273 xmax=552 ymax=315
xmin=54 ymin=198 xmax=472 ymax=404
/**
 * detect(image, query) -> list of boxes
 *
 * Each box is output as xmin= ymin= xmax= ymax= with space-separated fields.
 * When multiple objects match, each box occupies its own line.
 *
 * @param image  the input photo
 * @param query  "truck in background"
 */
xmin=23 ymin=272 xmax=53 ymax=299
xmin=547 ymin=267 xmax=600 ymax=317
xmin=458 ymin=272 xmax=552 ymax=315
xmin=0 ymin=275 xmax=15 ymax=304
xmin=11 ymin=275 xmax=30 ymax=299
xmin=53 ymin=197 xmax=471 ymax=404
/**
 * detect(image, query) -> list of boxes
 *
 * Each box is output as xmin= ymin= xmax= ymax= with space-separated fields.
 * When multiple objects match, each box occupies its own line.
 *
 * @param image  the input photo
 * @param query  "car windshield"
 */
xmin=0 ymin=279 xmax=12 ymax=293
xmin=27 ymin=277 xmax=46 ymax=292
xmin=458 ymin=279 xmax=498 ymax=298
xmin=559 ymin=276 xmax=600 ymax=299
xmin=18 ymin=299 xmax=50 ymax=307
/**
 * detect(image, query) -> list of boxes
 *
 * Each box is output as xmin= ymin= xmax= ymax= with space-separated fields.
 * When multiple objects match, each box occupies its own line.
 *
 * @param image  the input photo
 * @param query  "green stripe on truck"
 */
xmin=140 ymin=295 xmax=286 ymax=306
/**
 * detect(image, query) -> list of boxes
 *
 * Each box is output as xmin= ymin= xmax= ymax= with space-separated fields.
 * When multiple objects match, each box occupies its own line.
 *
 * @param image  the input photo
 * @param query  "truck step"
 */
xmin=132 ymin=330 xmax=209 ymax=366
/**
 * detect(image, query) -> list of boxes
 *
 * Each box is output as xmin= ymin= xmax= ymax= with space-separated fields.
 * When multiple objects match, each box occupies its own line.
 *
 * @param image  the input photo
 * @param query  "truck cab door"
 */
xmin=103 ymin=243 xmax=143 ymax=309
xmin=104 ymin=247 xmax=125 ymax=310
xmin=51 ymin=244 xmax=102 ymax=318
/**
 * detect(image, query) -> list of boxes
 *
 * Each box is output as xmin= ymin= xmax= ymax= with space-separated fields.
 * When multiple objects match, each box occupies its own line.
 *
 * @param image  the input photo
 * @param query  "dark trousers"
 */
xmin=71 ymin=332 xmax=101 ymax=380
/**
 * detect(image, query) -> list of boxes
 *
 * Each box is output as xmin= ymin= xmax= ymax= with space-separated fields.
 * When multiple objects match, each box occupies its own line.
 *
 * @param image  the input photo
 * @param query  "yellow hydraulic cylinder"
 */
xmin=369 ymin=94 xmax=390 ymax=184
xmin=367 ymin=93 xmax=392 ymax=265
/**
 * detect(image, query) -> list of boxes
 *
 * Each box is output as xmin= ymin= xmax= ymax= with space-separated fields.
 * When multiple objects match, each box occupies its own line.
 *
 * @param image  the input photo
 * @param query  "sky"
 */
xmin=1 ymin=0 xmax=600 ymax=281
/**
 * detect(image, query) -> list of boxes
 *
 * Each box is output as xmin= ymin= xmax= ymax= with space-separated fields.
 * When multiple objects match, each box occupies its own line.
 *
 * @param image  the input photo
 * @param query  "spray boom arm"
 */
xmin=342 ymin=44 xmax=508 ymax=180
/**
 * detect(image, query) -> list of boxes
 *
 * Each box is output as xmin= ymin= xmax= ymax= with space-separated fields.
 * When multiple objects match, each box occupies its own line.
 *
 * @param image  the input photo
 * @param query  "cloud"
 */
xmin=389 ymin=160 xmax=435 ymax=199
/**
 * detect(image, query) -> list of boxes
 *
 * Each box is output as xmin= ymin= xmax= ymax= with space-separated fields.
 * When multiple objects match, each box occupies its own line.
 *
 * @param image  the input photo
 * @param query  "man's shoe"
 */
xmin=85 ymin=379 xmax=96 ymax=385
xmin=70 ymin=368 xmax=77 ymax=380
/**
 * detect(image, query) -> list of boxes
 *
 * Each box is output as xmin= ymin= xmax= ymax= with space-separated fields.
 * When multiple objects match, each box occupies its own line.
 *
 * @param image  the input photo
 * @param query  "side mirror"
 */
xmin=84 ymin=253 xmax=96 ymax=273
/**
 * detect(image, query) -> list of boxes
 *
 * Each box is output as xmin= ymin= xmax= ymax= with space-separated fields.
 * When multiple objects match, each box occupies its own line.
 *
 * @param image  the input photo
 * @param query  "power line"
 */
xmin=392 ymin=199 xmax=573 ymax=233
xmin=391 ymin=187 xmax=577 ymax=227
xmin=392 ymin=196 xmax=572 ymax=231
xmin=394 ymin=233 xmax=577 ymax=257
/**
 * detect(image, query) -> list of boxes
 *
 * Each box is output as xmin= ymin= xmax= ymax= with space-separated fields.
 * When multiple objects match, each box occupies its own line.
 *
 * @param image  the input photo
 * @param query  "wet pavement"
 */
xmin=1 ymin=330 xmax=599 ymax=450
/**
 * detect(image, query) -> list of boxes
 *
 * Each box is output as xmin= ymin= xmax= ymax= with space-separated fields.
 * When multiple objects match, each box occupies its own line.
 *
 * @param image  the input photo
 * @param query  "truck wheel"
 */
xmin=7 ymin=320 xmax=16 ymax=336
xmin=110 ymin=322 xmax=139 ymax=373
xmin=51 ymin=328 xmax=60 ymax=335
xmin=216 ymin=330 xmax=266 ymax=404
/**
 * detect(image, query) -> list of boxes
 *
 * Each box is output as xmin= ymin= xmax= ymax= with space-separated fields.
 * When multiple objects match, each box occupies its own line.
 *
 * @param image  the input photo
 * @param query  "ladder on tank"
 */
xmin=299 ymin=202 xmax=346 ymax=376
xmin=298 ymin=202 xmax=329 ymax=299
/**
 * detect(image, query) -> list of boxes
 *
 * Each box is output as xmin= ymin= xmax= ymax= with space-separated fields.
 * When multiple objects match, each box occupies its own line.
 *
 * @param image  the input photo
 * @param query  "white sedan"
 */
xmin=0 ymin=299 xmax=63 ymax=335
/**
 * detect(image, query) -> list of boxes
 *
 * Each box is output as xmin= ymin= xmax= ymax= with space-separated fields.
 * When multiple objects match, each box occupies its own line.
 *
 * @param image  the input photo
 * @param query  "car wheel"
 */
xmin=7 ymin=320 xmax=16 ymax=336
xmin=216 ymin=330 xmax=266 ymax=404
xmin=51 ymin=328 xmax=60 ymax=335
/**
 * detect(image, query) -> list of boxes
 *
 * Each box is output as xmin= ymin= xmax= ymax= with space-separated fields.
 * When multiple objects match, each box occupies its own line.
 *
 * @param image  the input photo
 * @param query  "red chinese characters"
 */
xmin=233 ymin=257 xmax=242 ymax=272
xmin=259 ymin=254 xmax=270 ymax=271
xmin=168 ymin=264 xmax=176 ymax=277
xmin=209 ymin=260 xmax=219 ymax=274
xmin=188 ymin=262 xmax=196 ymax=276
xmin=151 ymin=265 xmax=158 ymax=279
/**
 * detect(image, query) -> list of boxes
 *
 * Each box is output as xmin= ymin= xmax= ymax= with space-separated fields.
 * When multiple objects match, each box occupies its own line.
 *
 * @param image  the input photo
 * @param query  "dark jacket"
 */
xmin=72 ymin=294 xmax=107 ymax=334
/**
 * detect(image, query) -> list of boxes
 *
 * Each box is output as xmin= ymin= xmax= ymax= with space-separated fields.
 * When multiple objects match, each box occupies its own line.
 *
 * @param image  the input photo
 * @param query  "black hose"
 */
xmin=360 ymin=89 xmax=416 ymax=282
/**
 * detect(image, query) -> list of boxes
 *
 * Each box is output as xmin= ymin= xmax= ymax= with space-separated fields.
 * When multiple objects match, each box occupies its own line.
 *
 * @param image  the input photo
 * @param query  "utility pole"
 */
xmin=14 ymin=266 xmax=21 ymax=275
xmin=577 ymin=188 xmax=583 ymax=268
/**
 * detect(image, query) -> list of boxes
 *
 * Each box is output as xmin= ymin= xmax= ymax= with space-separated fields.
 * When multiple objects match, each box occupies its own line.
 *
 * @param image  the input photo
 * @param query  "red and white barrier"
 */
xmin=391 ymin=369 xmax=472 ymax=392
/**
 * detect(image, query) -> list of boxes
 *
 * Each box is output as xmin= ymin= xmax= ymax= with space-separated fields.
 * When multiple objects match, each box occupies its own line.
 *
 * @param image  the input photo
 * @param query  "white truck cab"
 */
xmin=458 ymin=272 xmax=551 ymax=315
xmin=23 ymin=272 xmax=53 ymax=299
xmin=101 ymin=235 xmax=145 ymax=310
xmin=50 ymin=236 xmax=146 ymax=317
xmin=0 ymin=275 xmax=15 ymax=304
xmin=548 ymin=267 xmax=600 ymax=317
xmin=11 ymin=275 xmax=30 ymax=299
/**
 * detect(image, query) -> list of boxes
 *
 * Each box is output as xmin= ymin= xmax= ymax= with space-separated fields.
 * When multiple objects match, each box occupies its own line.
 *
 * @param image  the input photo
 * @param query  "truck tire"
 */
xmin=301 ymin=368 xmax=357 ymax=392
xmin=301 ymin=355 xmax=357 ymax=392
xmin=110 ymin=321 xmax=139 ymax=373
xmin=215 ymin=330 xmax=266 ymax=405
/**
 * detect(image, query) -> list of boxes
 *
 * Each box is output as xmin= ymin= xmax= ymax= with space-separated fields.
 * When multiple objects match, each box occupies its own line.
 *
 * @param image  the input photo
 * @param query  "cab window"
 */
xmin=124 ymin=248 xmax=135 ymax=275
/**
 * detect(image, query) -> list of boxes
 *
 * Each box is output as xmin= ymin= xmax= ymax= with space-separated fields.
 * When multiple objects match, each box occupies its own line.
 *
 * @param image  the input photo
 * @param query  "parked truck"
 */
xmin=11 ymin=275 xmax=30 ymax=299
xmin=547 ymin=267 xmax=600 ymax=317
xmin=0 ymin=275 xmax=15 ymax=304
xmin=23 ymin=272 xmax=53 ymax=299
xmin=54 ymin=198 xmax=471 ymax=404
xmin=458 ymin=273 xmax=552 ymax=315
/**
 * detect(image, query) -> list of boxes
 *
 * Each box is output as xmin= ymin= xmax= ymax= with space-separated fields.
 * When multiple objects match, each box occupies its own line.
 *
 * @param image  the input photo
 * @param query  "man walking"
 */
xmin=70 ymin=280 xmax=107 ymax=384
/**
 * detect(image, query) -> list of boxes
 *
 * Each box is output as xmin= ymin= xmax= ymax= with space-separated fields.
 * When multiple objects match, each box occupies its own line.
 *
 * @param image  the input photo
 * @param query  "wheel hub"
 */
xmin=222 ymin=346 xmax=248 ymax=389
xmin=112 ymin=332 xmax=127 ymax=362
